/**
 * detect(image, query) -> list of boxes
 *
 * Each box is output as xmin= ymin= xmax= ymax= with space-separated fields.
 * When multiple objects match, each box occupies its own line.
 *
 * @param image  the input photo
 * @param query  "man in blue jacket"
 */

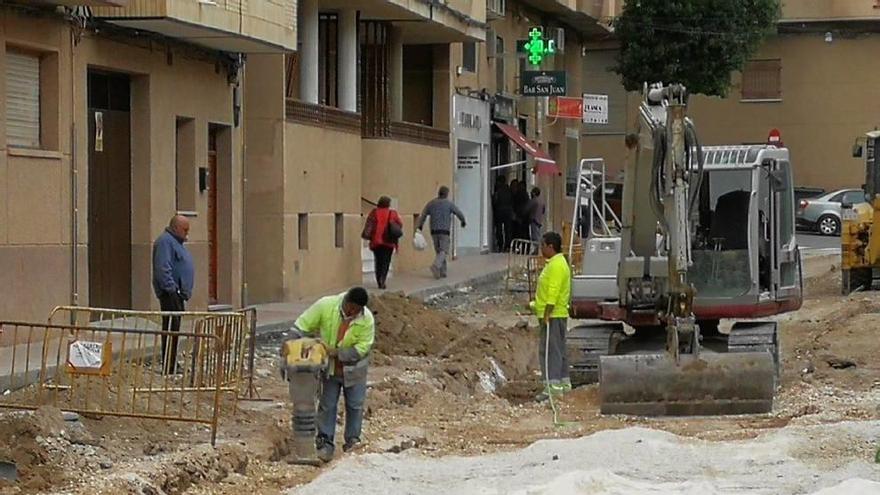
xmin=152 ymin=215 xmax=194 ymax=375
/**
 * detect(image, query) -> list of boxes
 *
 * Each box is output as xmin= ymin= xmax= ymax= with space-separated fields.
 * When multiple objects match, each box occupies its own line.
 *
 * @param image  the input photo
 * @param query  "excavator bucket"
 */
xmin=599 ymin=352 xmax=776 ymax=416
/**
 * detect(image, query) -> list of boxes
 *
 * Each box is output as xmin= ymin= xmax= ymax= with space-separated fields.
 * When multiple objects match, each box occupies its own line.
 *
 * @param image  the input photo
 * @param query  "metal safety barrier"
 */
xmin=0 ymin=306 xmax=250 ymax=444
xmin=506 ymin=238 xmax=540 ymax=296
xmin=506 ymin=236 xmax=583 ymax=298
xmin=0 ymin=317 xmax=241 ymax=444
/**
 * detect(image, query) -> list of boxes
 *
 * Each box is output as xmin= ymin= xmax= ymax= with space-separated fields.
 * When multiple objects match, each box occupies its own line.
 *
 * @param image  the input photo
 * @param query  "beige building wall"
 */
xmin=581 ymin=31 xmax=880 ymax=193
xmin=452 ymin=1 xmax=590 ymax=234
xmin=0 ymin=13 xmax=75 ymax=329
xmin=0 ymin=9 xmax=244 ymax=330
xmin=362 ymin=140 xmax=451 ymax=271
xmin=74 ymin=33 xmax=242 ymax=312
xmin=285 ymin=123 xmax=363 ymax=298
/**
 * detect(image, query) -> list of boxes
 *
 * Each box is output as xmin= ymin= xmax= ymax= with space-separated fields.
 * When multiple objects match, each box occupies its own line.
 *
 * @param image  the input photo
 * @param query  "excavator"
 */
xmin=566 ymin=83 xmax=802 ymax=415
xmin=841 ymin=131 xmax=880 ymax=295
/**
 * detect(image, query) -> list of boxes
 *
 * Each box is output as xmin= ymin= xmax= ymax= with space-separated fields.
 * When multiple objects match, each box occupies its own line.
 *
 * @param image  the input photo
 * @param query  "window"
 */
xmin=298 ymin=213 xmax=309 ymax=250
xmin=175 ymin=118 xmax=196 ymax=212
xmin=462 ymin=42 xmax=477 ymax=73
xmin=741 ymin=59 xmax=782 ymax=101
xmin=495 ymin=36 xmax=505 ymax=93
xmin=318 ymin=13 xmax=338 ymax=107
xmin=335 ymin=213 xmax=344 ymax=248
xmin=6 ymin=51 xmax=40 ymax=148
xmin=843 ymin=190 xmax=867 ymax=205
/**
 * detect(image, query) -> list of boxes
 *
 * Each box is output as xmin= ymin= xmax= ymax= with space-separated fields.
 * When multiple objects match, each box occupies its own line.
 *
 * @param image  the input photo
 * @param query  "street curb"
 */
xmin=407 ymin=269 xmax=507 ymax=301
xmin=254 ymin=268 xmax=507 ymax=338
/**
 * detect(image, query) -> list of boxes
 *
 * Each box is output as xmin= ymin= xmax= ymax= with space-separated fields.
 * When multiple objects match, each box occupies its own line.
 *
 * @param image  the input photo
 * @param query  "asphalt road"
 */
xmin=798 ymin=232 xmax=841 ymax=251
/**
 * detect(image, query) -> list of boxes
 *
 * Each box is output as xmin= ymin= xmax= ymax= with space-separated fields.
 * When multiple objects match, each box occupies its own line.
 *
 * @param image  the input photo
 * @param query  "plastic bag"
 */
xmin=413 ymin=230 xmax=427 ymax=251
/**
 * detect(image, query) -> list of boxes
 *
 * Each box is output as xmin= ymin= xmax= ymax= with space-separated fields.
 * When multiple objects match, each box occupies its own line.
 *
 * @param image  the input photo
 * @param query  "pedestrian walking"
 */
xmin=530 ymin=231 xmax=572 ymax=402
xmin=152 ymin=215 xmax=194 ymax=375
xmin=416 ymin=186 xmax=466 ymax=279
xmin=492 ymin=175 xmax=514 ymax=252
xmin=292 ymin=287 xmax=375 ymax=462
xmin=526 ymin=187 xmax=545 ymax=245
xmin=363 ymin=196 xmax=403 ymax=289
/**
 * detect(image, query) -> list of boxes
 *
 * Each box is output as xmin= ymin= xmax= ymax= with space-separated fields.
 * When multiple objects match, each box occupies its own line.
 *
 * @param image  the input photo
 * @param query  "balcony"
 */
xmin=514 ymin=0 xmax=610 ymax=36
xmin=285 ymin=100 xmax=361 ymax=134
xmin=36 ymin=0 xmax=128 ymax=6
xmin=90 ymin=0 xmax=296 ymax=53
xmin=318 ymin=0 xmax=485 ymax=43
xmin=781 ymin=0 xmax=880 ymax=23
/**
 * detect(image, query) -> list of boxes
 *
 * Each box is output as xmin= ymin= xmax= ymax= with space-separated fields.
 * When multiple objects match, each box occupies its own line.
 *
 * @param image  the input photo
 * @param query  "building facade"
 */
xmin=0 ymin=0 xmax=294 ymax=327
xmin=451 ymin=0 xmax=612 ymax=253
xmin=581 ymin=0 xmax=880 ymax=192
xmin=244 ymin=0 xmax=487 ymax=303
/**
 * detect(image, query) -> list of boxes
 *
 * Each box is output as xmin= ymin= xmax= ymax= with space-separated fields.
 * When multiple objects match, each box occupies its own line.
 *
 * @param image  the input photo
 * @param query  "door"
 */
xmin=455 ymin=140 xmax=482 ymax=252
xmin=88 ymin=72 xmax=132 ymax=309
xmin=207 ymin=127 xmax=219 ymax=305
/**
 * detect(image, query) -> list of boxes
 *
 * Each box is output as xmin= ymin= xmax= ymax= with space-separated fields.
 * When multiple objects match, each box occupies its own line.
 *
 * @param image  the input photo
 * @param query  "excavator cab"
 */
xmin=841 ymin=131 xmax=880 ymax=294
xmin=566 ymin=84 xmax=802 ymax=416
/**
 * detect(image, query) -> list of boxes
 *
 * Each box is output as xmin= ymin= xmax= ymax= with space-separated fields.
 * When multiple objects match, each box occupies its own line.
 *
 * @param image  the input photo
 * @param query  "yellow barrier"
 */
xmin=0 ymin=307 xmax=251 ymax=444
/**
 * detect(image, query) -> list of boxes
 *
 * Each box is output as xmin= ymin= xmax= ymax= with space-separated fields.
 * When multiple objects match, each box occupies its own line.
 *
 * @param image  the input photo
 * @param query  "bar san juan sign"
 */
xmin=521 ymin=71 xmax=567 ymax=97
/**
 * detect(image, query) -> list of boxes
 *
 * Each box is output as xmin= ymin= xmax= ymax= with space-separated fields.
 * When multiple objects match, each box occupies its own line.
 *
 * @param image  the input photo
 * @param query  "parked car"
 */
xmin=796 ymin=188 xmax=867 ymax=236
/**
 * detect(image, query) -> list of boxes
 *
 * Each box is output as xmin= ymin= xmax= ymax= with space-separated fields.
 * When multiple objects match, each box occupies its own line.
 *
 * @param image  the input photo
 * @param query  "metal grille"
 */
xmin=360 ymin=21 xmax=391 ymax=138
xmin=741 ymin=59 xmax=782 ymax=101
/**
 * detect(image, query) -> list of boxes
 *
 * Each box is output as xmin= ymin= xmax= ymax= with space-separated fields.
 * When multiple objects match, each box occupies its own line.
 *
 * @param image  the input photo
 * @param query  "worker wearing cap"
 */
xmin=292 ymin=287 xmax=375 ymax=462
xmin=531 ymin=231 xmax=572 ymax=402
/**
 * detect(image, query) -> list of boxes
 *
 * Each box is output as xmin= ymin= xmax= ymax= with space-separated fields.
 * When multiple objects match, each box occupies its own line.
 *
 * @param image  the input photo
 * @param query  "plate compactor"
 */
xmin=280 ymin=337 xmax=328 ymax=465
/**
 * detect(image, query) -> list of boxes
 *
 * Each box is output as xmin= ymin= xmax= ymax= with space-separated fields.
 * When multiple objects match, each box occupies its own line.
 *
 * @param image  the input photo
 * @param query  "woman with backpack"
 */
xmin=362 ymin=196 xmax=403 ymax=290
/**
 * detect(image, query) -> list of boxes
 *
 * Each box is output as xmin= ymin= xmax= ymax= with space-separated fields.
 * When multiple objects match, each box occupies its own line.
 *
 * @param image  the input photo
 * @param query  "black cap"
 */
xmin=346 ymin=287 xmax=369 ymax=307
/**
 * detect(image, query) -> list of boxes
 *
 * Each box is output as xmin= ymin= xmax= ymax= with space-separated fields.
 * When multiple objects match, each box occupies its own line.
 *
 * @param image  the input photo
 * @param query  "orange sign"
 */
xmin=548 ymin=96 xmax=583 ymax=119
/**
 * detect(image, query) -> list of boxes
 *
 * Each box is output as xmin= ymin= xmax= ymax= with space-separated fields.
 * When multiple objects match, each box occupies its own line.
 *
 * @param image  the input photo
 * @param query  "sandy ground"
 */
xmin=2 ymin=253 xmax=880 ymax=494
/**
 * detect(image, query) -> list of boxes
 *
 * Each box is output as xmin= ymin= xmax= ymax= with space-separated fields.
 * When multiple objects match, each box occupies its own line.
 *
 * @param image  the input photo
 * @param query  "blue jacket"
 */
xmin=152 ymin=229 xmax=194 ymax=300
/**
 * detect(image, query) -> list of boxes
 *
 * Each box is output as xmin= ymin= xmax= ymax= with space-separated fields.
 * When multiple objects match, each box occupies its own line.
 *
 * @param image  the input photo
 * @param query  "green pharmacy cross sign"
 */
xmin=524 ymin=27 xmax=555 ymax=66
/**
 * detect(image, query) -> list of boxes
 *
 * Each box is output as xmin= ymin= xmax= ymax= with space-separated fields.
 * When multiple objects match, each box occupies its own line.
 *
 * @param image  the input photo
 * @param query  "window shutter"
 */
xmin=6 ymin=51 xmax=41 ymax=148
xmin=741 ymin=59 xmax=782 ymax=101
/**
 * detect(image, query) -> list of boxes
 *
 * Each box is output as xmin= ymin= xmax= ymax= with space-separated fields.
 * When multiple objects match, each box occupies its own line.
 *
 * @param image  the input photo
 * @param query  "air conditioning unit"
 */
xmin=487 ymin=0 xmax=506 ymax=19
xmin=550 ymin=27 xmax=565 ymax=54
xmin=486 ymin=28 xmax=498 ymax=58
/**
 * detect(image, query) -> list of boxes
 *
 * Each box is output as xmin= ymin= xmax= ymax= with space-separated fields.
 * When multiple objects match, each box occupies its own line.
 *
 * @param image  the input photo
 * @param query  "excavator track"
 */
xmin=567 ymin=323 xmax=625 ymax=386
xmin=728 ymin=321 xmax=781 ymax=385
xmin=596 ymin=323 xmax=781 ymax=416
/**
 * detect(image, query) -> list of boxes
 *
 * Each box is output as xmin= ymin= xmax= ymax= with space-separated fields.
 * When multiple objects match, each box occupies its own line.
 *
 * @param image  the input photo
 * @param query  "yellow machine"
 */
xmin=280 ymin=338 xmax=328 ymax=465
xmin=841 ymin=131 xmax=880 ymax=294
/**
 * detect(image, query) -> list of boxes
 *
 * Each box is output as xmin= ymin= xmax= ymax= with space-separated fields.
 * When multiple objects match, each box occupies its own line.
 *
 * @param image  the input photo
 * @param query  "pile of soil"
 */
xmin=370 ymin=293 xmax=539 ymax=399
xmin=0 ymin=407 xmax=77 ymax=493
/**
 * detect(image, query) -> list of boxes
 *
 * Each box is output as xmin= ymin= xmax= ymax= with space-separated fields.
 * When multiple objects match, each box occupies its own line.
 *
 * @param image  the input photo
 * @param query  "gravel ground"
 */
xmin=289 ymin=422 xmax=880 ymax=495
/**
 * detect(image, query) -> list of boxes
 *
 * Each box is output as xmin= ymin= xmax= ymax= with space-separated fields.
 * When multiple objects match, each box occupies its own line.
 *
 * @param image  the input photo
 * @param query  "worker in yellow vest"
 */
xmin=531 ymin=231 xmax=572 ymax=402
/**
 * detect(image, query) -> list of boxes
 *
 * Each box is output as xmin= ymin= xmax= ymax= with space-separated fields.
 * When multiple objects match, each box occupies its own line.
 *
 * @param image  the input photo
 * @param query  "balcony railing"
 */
xmin=285 ymin=99 xmax=361 ymax=134
xmin=387 ymin=121 xmax=450 ymax=148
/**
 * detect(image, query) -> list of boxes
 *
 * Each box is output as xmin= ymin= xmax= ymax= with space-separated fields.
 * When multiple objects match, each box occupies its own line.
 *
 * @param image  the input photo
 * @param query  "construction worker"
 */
xmin=531 ymin=231 xmax=572 ymax=402
xmin=292 ymin=287 xmax=375 ymax=462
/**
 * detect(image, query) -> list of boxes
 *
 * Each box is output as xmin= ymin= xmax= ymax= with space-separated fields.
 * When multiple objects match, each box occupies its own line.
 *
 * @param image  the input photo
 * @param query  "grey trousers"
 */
xmin=539 ymin=318 xmax=570 ymax=384
xmin=431 ymin=233 xmax=450 ymax=278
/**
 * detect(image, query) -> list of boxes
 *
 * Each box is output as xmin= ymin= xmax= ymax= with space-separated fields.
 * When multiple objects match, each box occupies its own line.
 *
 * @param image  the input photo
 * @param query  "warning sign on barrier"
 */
xmin=67 ymin=340 xmax=112 ymax=376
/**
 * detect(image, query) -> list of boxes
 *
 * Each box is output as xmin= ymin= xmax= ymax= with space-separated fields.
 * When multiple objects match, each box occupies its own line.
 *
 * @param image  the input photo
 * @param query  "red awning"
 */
xmin=494 ymin=122 xmax=560 ymax=176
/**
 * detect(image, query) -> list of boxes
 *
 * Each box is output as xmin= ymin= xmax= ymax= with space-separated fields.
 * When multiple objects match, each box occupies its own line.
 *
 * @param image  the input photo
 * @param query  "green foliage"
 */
xmin=613 ymin=0 xmax=780 ymax=97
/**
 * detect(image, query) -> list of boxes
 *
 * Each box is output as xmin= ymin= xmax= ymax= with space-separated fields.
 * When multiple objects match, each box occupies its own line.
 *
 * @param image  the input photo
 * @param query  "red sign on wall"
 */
xmin=548 ymin=96 xmax=583 ymax=119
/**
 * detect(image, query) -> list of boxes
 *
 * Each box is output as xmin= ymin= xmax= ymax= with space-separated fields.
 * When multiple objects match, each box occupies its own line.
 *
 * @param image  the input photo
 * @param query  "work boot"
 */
xmin=342 ymin=438 xmax=361 ymax=453
xmin=561 ymin=378 xmax=572 ymax=393
xmin=315 ymin=436 xmax=334 ymax=463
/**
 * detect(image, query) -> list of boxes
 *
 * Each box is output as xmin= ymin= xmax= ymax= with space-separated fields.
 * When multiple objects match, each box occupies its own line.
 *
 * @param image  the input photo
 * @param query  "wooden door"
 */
xmin=88 ymin=72 xmax=132 ymax=309
xmin=207 ymin=127 xmax=219 ymax=305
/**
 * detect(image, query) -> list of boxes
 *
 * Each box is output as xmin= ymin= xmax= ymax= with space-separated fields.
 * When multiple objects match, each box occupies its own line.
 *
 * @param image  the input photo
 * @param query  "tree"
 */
xmin=613 ymin=0 xmax=780 ymax=97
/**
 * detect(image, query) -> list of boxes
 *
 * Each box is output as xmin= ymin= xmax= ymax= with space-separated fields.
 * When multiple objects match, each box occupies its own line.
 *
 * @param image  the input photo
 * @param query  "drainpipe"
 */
xmin=239 ymin=55 xmax=248 ymax=309
xmin=69 ymin=27 xmax=79 ymax=310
